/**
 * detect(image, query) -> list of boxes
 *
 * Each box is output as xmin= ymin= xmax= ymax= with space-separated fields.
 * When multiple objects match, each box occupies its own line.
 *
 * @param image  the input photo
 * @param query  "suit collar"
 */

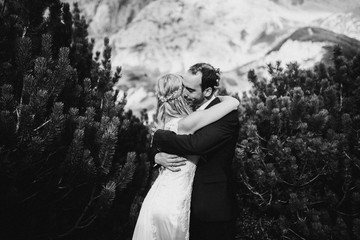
xmin=205 ymin=97 xmax=220 ymax=110
xmin=197 ymin=95 xmax=216 ymax=111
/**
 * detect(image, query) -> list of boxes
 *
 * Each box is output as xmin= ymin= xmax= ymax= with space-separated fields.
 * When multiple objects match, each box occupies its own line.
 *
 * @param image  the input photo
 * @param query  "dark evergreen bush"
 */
xmin=0 ymin=1 xmax=150 ymax=240
xmin=235 ymin=47 xmax=360 ymax=239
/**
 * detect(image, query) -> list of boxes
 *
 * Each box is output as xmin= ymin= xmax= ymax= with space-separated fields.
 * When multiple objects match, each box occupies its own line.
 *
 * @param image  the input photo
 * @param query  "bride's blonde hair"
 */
xmin=155 ymin=74 xmax=192 ymax=129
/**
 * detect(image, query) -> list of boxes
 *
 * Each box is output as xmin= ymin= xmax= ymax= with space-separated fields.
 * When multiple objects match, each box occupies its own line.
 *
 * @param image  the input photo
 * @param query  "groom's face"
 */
xmin=183 ymin=71 xmax=206 ymax=110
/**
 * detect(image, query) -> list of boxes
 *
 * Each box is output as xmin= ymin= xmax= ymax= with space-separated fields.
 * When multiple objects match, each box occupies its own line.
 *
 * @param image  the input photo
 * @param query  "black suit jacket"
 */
xmin=152 ymin=97 xmax=239 ymax=222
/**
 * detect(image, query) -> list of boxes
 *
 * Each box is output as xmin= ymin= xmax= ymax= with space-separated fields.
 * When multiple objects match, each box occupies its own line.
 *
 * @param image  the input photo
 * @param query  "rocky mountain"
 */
xmin=107 ymin=0 xmax=359 ymax=72
xmin=64 ymin=0 xmax=154 ymax=37
xmin=230 ymin=27 xmax=360 ymax=87
xmin=63 ymin=0 xmax=360 ymax=119
xmin=315 ymin=7 xmax=360 ymax=40
xmin=270 ymin=0 xmax=359 ymax=11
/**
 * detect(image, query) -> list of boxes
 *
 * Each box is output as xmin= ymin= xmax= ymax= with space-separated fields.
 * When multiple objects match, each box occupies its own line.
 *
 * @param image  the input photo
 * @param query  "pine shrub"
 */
xmin=235 ymin=47 xmax=360 ymax=239
xmin=0 ymin=1 xmax=151 ymax=240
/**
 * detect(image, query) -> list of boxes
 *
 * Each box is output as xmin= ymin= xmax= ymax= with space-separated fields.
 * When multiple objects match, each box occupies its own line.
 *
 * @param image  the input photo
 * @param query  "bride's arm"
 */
xmin=178 ymin=96 xmax=239 ymax=134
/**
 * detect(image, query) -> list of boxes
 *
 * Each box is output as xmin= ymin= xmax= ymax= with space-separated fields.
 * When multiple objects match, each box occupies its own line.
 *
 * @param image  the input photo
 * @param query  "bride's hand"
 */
xmin=155 ymin=152 xmax=186 ymax=172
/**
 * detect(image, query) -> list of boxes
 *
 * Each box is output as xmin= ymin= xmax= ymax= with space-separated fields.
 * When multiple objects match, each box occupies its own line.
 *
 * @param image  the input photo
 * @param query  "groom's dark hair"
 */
xmin=189 ymin=63 xmax=220 ymax=92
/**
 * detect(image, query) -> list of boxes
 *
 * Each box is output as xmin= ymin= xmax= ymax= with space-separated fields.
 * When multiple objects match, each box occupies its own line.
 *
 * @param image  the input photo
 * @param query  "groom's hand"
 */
xmin=155 ymin=152 xmax=186 ymax=172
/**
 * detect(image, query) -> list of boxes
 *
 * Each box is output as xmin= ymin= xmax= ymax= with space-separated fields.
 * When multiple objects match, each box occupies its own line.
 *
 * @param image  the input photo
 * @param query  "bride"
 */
xmin=132 ymin=73 xmax=239 ymax=240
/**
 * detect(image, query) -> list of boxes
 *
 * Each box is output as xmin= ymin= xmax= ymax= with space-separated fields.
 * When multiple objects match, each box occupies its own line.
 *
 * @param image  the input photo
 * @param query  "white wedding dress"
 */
xmin=132 ymin=118 xmax=198 ymax=240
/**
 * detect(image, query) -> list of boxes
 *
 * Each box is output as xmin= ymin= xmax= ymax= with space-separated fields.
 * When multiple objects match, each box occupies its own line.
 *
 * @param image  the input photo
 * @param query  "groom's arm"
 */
xmin=152 ymin=110 xmax=238 ymax=155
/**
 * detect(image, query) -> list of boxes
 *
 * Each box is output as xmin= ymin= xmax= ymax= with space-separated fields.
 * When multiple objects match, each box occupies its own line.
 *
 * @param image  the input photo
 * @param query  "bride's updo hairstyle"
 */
xmin=155 ymin=74 xmax=192 ymax=129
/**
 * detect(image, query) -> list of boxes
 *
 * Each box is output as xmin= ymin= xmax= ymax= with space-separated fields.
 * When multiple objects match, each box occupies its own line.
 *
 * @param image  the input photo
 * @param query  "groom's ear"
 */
xmin=203 ymin=87 xmax=213 ymax=98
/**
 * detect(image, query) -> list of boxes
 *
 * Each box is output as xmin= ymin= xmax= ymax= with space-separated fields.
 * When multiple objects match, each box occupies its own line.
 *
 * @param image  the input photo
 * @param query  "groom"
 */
xmin=152 ymin=63 xmax=239 ymax=240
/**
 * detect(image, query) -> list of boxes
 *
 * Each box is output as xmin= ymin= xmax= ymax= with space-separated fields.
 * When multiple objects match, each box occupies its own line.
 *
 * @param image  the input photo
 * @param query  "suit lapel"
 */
xmin=205 ymin=97 xmax=220 ymax=110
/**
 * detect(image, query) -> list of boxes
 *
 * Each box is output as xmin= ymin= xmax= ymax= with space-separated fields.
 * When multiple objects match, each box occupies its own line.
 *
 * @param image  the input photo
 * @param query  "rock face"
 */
xmin=232 ymin=27 xmax=360 ymax=85
xmin=63 ymin=0 xmax=360 ymax=118
xmin=315 ymin=8 xmax=360 ymax=41
xmin=64 ymin=0 xmax=154 ymax=37
xmin=65 ymin=0 xmax=360 ymax=71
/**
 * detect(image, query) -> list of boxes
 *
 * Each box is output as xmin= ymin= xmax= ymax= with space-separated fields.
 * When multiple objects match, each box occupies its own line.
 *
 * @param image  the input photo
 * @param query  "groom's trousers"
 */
xmin=189 ymin=216 xmax=236 ymax=240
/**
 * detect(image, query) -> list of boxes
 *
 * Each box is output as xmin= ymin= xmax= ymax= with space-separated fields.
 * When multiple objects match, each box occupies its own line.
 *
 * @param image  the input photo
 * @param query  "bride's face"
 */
xmin=183 ymin=71 xmax=206 ymax=110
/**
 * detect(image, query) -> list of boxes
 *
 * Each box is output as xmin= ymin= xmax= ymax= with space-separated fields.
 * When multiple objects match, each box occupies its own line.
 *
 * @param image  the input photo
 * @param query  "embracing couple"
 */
xmin=132 ymin=63 xmax=240 ymax=240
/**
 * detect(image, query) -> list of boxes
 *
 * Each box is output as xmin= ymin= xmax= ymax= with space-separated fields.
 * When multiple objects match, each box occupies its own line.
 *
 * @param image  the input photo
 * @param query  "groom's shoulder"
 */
xmin=212 ymin=104 xmax=238 ymax=125
xmin=211 ymin=97 xmax=238 ymax=118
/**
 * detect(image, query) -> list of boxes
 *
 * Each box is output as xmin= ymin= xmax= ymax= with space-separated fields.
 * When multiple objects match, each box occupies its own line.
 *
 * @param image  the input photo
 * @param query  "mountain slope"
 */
xmin=64 ymin=0 xmax=360 ymax=75
xmin=271 ymin=0 xmax=360 ymax=12
xmin=315 ymin=7 xmax=360 ymax=41
xmin=64 ymin=0 xmax=155 ymax=37
xmin=62 ymin=0 xmax=360 ymax=118
xmin=269 ymin=27 xmax=360 ymax=56
xmin=228 ymin=26 xmax=360 ymax=93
